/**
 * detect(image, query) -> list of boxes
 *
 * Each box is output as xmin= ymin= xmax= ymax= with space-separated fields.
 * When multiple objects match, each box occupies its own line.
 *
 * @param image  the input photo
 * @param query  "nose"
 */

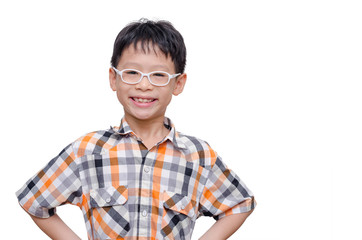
xmin=135 ymin=75 xmax=153 ymax=90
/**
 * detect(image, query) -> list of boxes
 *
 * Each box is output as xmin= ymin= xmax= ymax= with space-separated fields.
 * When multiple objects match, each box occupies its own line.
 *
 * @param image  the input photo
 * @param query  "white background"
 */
xmin=1 ymin=0 xmax=361 ymax=239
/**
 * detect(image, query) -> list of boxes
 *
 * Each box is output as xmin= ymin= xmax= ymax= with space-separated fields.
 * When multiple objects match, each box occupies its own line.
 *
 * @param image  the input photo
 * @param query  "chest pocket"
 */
xmin=90 ymin=186 xmax=130 ymax=239
xmin=161 ymin=190 xmax=196 ymax=240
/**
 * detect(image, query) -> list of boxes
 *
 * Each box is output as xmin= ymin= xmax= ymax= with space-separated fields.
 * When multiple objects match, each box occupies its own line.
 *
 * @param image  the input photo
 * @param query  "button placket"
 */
xmin=139 ymin=150 xmax=154 ymax=226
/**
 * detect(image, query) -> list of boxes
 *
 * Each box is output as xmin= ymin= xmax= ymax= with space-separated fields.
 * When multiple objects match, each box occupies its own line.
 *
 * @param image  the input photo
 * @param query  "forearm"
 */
xmin=30 ymin=213 xmax=81 ymax=240
xmin=199 ymin=210 xmax=253 ymax=240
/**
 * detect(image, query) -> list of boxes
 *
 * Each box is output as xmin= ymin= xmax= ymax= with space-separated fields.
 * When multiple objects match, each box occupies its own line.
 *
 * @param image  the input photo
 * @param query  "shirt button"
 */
xmin=105 ymin=197 xmax=111 ymax=203
xmin=144 ymin=167 xmax=150 ymax=173
xmin=142 ymin=210 xmax=148 ymax=217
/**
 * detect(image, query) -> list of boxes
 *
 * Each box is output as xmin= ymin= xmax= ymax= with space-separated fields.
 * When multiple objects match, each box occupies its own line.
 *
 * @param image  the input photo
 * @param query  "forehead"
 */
xmin=118 ymin=41 xmax=175 ymax=71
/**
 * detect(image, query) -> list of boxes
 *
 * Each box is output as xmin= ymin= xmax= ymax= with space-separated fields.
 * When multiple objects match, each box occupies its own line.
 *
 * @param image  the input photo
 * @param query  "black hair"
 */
xmin=110 ymin=18 xmax=187 ymax=73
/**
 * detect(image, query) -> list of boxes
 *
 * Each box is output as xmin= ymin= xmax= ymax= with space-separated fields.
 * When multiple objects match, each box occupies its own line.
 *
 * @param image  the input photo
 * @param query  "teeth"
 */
xmin=134 ymin=98 xmax=153 ymax=103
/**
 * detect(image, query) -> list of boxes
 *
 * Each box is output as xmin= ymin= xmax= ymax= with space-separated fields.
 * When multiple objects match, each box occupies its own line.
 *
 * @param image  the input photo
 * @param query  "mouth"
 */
xmin=131 ymin=97 xmax=157 ymax=103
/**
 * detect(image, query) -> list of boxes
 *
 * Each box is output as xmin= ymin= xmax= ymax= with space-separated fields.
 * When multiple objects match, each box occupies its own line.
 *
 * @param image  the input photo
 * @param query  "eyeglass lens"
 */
xmin=122 ymin=70 xmax=169 ymax=85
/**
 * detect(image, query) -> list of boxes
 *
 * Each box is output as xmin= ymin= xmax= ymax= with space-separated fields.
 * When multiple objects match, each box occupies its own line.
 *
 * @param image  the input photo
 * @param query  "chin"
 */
xmin=127 ymin=111 xmax=163 ymax=122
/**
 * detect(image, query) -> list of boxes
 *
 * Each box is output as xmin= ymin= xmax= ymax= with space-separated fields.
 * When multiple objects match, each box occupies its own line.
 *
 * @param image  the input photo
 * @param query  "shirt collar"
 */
xmin=111 ymin=117 xmax=187 ymax=150
xmin=113 ymin=118 xmax=133 ymax=135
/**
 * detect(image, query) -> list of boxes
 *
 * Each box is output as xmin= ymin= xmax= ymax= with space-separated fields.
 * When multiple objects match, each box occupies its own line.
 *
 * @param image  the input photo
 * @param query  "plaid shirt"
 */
xmin=16 ymin=117 xmax=255 ymax=240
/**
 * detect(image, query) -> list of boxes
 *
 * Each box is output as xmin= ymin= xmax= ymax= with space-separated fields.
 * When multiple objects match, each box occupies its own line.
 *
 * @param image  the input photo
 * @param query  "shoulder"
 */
xmin=177 ymin=132 xmax=211 ymax=151
xmin=176 ymin=132 xmax=218 ymax=167
xmin=71 ymin=128 xmax=119 ymax=158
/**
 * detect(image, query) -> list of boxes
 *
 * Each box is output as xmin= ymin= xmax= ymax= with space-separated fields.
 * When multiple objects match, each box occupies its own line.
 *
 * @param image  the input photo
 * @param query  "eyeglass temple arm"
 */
xmin=172 ymin=73 xmax=181 ymax=78
xmin=112 ymin=67 xmax=120 ymax=73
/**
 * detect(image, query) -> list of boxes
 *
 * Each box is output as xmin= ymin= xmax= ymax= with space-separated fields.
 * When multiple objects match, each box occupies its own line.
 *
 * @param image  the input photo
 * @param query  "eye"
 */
xmin=152 ymin=72 xmax=168 ymax=78
xmin=124 ymin=70 xmax=139 ymax=75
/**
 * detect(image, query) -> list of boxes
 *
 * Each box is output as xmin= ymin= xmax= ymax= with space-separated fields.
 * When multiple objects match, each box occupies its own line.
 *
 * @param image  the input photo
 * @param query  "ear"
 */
xmin=172 ymin=73 xmax=187 ymax=96
xmin=109 ymin=67 xmax=117 ymax=91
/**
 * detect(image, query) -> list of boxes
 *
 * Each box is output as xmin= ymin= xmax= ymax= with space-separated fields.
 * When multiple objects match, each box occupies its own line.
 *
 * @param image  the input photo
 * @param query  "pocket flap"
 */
xmin=163 ymin=190 xmax=195 ymax=218
xmin=90 ymin=186 xmax=128 ymax=208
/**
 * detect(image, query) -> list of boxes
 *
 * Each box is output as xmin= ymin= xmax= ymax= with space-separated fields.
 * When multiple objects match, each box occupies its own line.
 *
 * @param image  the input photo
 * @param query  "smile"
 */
xmin=131 ymin=97 xmax=156 ymax=103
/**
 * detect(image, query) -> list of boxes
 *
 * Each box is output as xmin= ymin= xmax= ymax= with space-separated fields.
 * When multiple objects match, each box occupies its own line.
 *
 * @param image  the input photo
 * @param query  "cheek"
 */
xmin=160 ymin=91 xmax=173 ymax=106
xmin=159 ymin=88 xmax=172 ymax=98
xmin=116 ymin=88 xmax=129 ymax=104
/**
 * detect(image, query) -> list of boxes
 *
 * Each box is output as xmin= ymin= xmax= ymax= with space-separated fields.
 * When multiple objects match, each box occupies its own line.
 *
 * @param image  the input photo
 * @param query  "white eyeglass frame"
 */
xmin=112 ymin=67 xmax=181 ymax=87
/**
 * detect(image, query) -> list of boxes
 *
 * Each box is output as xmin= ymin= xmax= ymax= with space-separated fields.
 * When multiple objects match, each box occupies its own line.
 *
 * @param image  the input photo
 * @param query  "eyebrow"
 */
xmin=120 ymin=62 xmax=171 ymax=72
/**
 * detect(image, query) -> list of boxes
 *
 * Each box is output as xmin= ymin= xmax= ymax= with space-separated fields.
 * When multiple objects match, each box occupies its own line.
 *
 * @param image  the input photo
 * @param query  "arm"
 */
xmin=16 ymin=143 xmax=83 ymax=239
xmin=199 ymin=210 xmax=254 ymax=240
xmin=198 ymin=153 xmax=256 ymax=240
xmin=30 ymin=213 xmax=81 ymax=240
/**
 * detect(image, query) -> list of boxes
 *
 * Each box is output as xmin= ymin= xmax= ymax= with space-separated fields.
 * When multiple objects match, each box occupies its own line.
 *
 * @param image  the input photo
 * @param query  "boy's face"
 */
xmin=109 ymin=43 xmax=187 ymax=123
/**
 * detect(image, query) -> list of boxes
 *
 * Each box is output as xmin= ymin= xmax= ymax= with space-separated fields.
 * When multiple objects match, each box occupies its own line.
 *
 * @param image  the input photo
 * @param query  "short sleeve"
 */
xmin=15 ymin=143 xmax=82 ymax=218
xmin=198 ymin=156 xmax=256 ymax=220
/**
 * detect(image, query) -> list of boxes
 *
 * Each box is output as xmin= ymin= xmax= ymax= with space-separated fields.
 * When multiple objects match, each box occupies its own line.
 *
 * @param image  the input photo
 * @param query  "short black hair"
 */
xmin=111 ymin=18 xmax=187 ymax=73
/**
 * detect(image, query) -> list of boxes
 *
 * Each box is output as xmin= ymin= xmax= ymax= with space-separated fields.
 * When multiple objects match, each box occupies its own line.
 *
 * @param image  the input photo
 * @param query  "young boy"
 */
xmin=16 ymin=19 xmax=256 ymax=240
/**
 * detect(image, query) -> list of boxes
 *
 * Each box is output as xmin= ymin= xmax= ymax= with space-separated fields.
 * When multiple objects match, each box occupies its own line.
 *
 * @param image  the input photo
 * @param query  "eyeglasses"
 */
xmin=112 ymin=67 xmax=181 ymax=87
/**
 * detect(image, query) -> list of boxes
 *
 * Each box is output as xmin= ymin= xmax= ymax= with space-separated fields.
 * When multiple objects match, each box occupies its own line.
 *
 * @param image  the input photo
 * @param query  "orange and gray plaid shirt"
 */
xmin=16 ymin=117 xmax=255 ymax=240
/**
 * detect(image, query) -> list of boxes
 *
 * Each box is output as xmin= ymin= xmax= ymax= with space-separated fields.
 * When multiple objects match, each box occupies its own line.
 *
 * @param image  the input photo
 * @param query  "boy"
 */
xmin=16 ymin=19 xmax=256 ymax=240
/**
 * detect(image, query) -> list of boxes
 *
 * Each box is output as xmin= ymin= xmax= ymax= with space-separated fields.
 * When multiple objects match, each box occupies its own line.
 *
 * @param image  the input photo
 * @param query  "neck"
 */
xmin=124 ymin=114 xmax=169 ymax=148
